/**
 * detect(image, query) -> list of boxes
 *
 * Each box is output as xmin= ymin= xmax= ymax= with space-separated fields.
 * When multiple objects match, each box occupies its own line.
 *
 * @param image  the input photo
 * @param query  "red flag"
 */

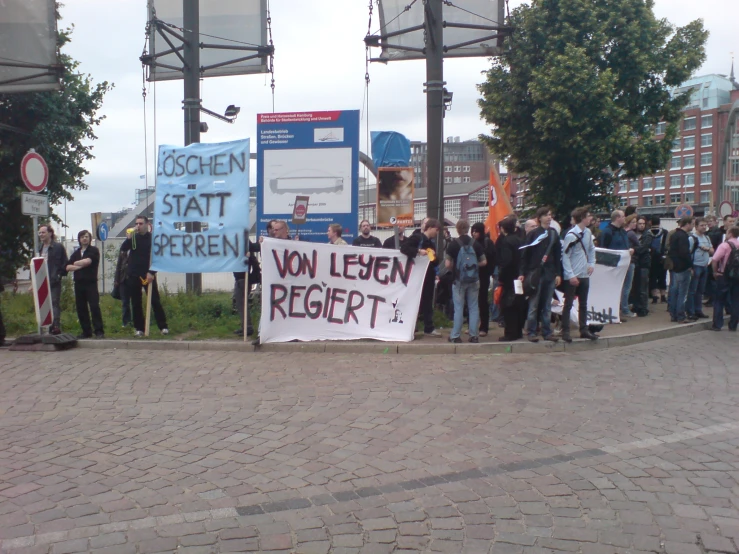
xmin=484 ymin=168 xmax=514 ymax=242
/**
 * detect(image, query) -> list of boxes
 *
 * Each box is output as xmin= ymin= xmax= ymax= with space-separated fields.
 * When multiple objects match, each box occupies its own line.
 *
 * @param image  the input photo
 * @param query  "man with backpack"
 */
xmin=710 ymin=226 xmax=739 ymax=331
xmin=687 ymin=218 xmax=713 ymax=320
xmin=560 ymin=206 xmax=597 ymax=342
xmin=519 ymin=207 xmax=562 ymax=342
xmin=647 ymin=216 xmax=669 ymax=304
xmin=445 ymin=219 xmax=487 ymax=343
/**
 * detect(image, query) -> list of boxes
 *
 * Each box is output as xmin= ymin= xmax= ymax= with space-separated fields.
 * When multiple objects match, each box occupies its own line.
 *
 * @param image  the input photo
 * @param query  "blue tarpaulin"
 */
xmin=371 ymin=131 xmax=411 ymax=169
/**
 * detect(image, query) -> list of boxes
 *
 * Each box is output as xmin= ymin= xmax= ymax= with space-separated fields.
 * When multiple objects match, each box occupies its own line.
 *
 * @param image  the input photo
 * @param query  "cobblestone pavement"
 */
xmin=1 ymin=331 xmax=739 ymax=553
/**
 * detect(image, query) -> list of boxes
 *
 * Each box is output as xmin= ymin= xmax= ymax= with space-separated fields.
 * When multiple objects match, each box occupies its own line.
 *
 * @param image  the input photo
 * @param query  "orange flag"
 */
xmin=503 ymin=174 xmax=511 ymax=197
xmin=484 ymin=168 xmax=514 ymax=242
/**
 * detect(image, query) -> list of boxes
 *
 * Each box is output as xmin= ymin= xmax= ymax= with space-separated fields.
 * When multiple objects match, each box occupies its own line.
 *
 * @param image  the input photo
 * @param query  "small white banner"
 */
xmin=552 ymin=247 xmax=631 ymax=325
xmin=259 ymin=238 xmax=430 ymax=343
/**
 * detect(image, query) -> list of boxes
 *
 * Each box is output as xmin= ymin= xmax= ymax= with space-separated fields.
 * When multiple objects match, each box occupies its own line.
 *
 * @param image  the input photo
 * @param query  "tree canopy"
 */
xmin=0 ymin=28 xmax=112 ymax=280
xmin=478 ymin=0 xmax=708 ymax=218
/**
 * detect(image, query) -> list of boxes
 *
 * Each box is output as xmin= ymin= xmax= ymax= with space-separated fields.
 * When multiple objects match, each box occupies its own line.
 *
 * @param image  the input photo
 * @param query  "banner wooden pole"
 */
xmin=243 ymin=271 xmax=250 ymax=342
xmin=144 ymin=280 xmax=153 ymax=337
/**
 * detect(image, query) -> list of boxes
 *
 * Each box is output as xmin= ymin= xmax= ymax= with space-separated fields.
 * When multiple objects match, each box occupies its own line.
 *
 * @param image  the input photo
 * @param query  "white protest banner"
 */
xmin=259 ymin=238 xmax=430 ymax=343
xmin=151 ymin=138 xmax=250 ymax=273
xmin=552 ymin=247 xmax=631 ymax=325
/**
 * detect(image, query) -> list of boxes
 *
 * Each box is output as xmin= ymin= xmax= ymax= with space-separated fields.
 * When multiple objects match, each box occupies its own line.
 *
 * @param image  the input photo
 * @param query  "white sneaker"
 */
xmin=134 ymin=331 xmax=144 ymax=338
xmin=161 ymin=328 xmax=169 ymax=336
xmin=424 ymin=330 xmax=442 ymax=337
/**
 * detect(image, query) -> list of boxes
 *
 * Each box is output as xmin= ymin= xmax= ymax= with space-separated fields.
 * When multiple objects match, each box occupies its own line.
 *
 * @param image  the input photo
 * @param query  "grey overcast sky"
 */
xmin=57 ymin=0 xmax=735 ymax=237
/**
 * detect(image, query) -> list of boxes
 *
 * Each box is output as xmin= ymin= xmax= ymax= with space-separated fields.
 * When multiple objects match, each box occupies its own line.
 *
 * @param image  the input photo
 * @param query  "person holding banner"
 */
xmin=38 ymin=224 xmax=68 ymax=335
xmin=560 ymin=207 xmax=598 ymax=342
xmin=121 ymin=216 xmax=169 ymax=338
xmin=401 ymin=219 xmax=441 ymax=337
xmin=327 ymin=223 xmax=348 ymax=246
xmin=519 ymin=208 xmax=561 ymax=343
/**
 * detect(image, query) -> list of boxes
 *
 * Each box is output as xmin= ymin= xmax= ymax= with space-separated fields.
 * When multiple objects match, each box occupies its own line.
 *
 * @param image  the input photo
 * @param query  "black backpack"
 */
xmin=725 ymin=243 xmax=739 ymax=281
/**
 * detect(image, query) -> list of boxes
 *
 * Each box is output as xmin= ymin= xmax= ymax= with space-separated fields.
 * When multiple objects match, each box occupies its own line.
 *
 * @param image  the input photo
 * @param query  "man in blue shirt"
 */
xmin=561 ymin=206 xmax=598 ymax=342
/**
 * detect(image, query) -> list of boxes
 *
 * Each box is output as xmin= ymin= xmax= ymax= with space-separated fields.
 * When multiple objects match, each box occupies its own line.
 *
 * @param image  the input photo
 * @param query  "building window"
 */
xmin=702 ymin=114 xmax=713 ymax=128
xmin=453 ymin=176 xmax=462 ymax=184
xmin=683 ymin=117 xmax=696 ymax=131
xmin=644 ymin=196 xmax=654 ymax=207
xmin=671 ymin=138 xmax=681 ymax=151
xmin=462 ymin=177 xmax=471 ymax=183
xmin=628 ymin=197 xmax=639 ymax=206
xmin=444 ymin=177 xmax=452 ymax=184
xmin=468 ymin=212 xmax=486 ymax=224
xmin=655 ymin=195 xmax=665 ymax=205
xmin=701 ymin=152 xmax=712 ymax=166
xmin=701 ymin=133 xmax=712 ymax=148
xmin=629 ymin=180 xmax=638 ymax=192
xmin=444 ymin=199 xmax=461 ymax=218
xmin=684 ymin=174 xmax=695 ymax=187
xmin=683 ymin=155 xmax=695 ymax=169
xmin=684 ymin=192 xmax=694 ymax=203
xmin=618 ymin=181 xmax=627 ymax=193
xmin=683 ymin=136 xmax=695 ymax=150
xmin=444 ymin=165 xmax=452 ymax=172
xmin=453 ymin=166 xmax=461 ymax=172
xmin=414 ymin=201 xmax=427 ymax=219
xmin=670 ymin=193 xmax=681 ymax=204
xmin=655 ymin=177 xmax=665 ymax=190
xmin=700 ymin=171 xmax=712 ymax=185
xmin=656 ymin=122 xmax=666 ymax=135
xmin=463 ymin=166 xmax=470 ymax=172
xmin=670 ymin=157 xmax=681 ymax=170
xmin=670 ymin=175 xmax=681 ymax=189
xmin=619 ymin=197 xmax=627 ymax=207
xmin=469 ymin=188 xmax=487 ymax=202
xmin=732 ymin=159 xmax=739 ymax=177
xmin=701 ymin=191 xmax=710 ymax=204
xmin=642 ymin=178 xmax=653 ymax=191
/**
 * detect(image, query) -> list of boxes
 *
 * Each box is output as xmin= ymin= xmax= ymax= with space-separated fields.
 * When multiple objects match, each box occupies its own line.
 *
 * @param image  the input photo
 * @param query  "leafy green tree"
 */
xmin=0 ymin=28 xmax=112 ymax=279
xmin=478 ymin=0 xmax=708 ymax=217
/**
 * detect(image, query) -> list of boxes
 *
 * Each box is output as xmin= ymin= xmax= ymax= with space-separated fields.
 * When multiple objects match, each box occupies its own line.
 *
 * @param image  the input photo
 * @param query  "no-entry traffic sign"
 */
xmin=20 ymin=151 xmax=49 ymax=193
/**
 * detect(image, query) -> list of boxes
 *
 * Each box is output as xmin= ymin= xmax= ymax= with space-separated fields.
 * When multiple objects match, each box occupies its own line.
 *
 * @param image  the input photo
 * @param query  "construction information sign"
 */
xmin=256 ymin=111 xmax=359 ymax=242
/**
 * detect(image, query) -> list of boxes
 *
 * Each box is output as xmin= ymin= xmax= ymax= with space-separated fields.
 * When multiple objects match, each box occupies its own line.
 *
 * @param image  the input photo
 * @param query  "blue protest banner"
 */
xmin=256 ymin=110 xmax=359 ymax=242
xmin=150 ymin=138 xmax=250 ymax=273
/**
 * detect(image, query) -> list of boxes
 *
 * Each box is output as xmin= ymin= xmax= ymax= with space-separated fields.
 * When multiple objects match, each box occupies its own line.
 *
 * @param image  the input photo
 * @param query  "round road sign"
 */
xmin=20 ymin=151 xmax=49 ymax=193
xmin=97 ymin=222 xmax=109 ymax=242
xmin=674 ymin=203 xmax=693 ymax=219
xmin=295 ymin=204 xmax=306 ymax=219
xmin=719 ymin=201 xmax=734 ymax=218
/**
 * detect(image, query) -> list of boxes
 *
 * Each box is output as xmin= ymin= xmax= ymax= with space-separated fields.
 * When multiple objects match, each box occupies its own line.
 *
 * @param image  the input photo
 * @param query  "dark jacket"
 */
xmin=353 ymin=235 xmax=383 ymax=248
xmin=520 ymin=227 xmax=561 ymax=280
xmin=382 ymin=234 xmax=407 ymax=250
xmin=401 ymin=229 xmax=439 ymax=280
xmin=669 ymin=228 xmax=693 ymax=273
xmin=707 ymin=226 xmax=724 ymax=250
xmin=632 ymin=232 xmax=652 ymax=268
xmin=475 ymin=236 xmax=496 ymax=282
xmin=68 ymin=245 xmax=100 ymax=283
xmin=120 ymin=232 xmax=154 ymax=279
xmin=233 ymin=241 xmax=261 ymax=283
xmin=600 ymin=223 xmax=630 ymax=251
xmin=496 ymin=233 xmax=523 ymax=291
xmin=39 ymin=241 xmax=68 ymax=285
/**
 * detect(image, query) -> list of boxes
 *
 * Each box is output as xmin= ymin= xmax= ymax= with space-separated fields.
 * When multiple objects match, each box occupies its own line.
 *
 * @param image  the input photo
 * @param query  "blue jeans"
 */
xmin=451 ymin=281 xmax=480 ymax=339
xmin=713 ymin=276 xmax=739 ymax=330
xmin=526 ymin=277 xmax=556 ymax=338
xmin=668 ymin=269 xmax=691 ymax=321
xmin=621 ymin=263 xmax=635 ymax=314
xmin=687 ymin=265 xmax=708 ymax=316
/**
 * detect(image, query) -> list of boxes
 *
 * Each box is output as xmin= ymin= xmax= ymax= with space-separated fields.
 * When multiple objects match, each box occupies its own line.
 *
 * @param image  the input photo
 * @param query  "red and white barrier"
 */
xmin=30 ymin=257 xmax=53 ymax=329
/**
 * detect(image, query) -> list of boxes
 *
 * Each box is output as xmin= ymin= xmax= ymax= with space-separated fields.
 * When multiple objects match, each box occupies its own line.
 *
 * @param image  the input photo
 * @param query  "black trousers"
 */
xmin=502 ymin=293 xmax=527 ymax=340
xmin=632 ymin=267 xmax=650 ymax=315
xmin=74 ymin=280 xmax=104 ymax=336
xmin=127 ymin=276 xmax=168 ymax=332
xmin=479 ymin=273 xmax=491 ymax=333
xmin=420 ymin=274 xmax=436 ymax=333
xmin=562 ymin=277 xmax=590 ymax=334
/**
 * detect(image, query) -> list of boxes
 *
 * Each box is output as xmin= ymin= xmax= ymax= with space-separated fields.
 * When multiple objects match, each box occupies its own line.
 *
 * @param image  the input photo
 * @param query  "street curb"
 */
xmin=72 ymin=321 xmax=714 ymax=355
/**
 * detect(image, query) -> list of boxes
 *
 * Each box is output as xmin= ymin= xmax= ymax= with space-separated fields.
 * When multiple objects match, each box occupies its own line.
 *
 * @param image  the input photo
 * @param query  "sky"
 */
xmin=54 ymin=0 xmax=736 ymax=237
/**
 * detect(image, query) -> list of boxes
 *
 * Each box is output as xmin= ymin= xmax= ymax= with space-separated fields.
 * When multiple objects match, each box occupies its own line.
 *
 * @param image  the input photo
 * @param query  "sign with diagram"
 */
xmin=256 ymin=111 xmax=359 ymax=242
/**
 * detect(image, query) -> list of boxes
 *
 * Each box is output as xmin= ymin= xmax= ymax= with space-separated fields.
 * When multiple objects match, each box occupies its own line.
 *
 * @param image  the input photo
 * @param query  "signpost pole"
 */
xmin=32 ymin=215 xmax=39 ymax=255
xmin=183 ymin=0 xmax=202 ymax=295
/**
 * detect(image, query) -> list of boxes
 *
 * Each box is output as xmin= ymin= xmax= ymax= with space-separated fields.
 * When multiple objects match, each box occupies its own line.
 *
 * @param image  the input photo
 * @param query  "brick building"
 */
xmin=616 ymin=71 xmax=739 ymax=217
xmin=410 ymin=137 xmax=492 ymax=189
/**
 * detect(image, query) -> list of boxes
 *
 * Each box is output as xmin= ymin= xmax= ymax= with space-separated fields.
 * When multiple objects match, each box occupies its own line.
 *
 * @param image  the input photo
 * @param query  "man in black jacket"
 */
xmin=471 ymin=222 xmax=496 ymax=336
xmin=667 ymin=217 xmax=695 ymax=323
xmin=66 ymin=230 xmax=104 ymax=338
xmin=401 ymin=219 xmax=441 ymax=336
xmin=38 ymin=224 xmax=68 ymax=335
xmin=519 ymin=207 xmax=561 ymax=342
xmin=120 ymin=215 xmax=169 ymax=337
